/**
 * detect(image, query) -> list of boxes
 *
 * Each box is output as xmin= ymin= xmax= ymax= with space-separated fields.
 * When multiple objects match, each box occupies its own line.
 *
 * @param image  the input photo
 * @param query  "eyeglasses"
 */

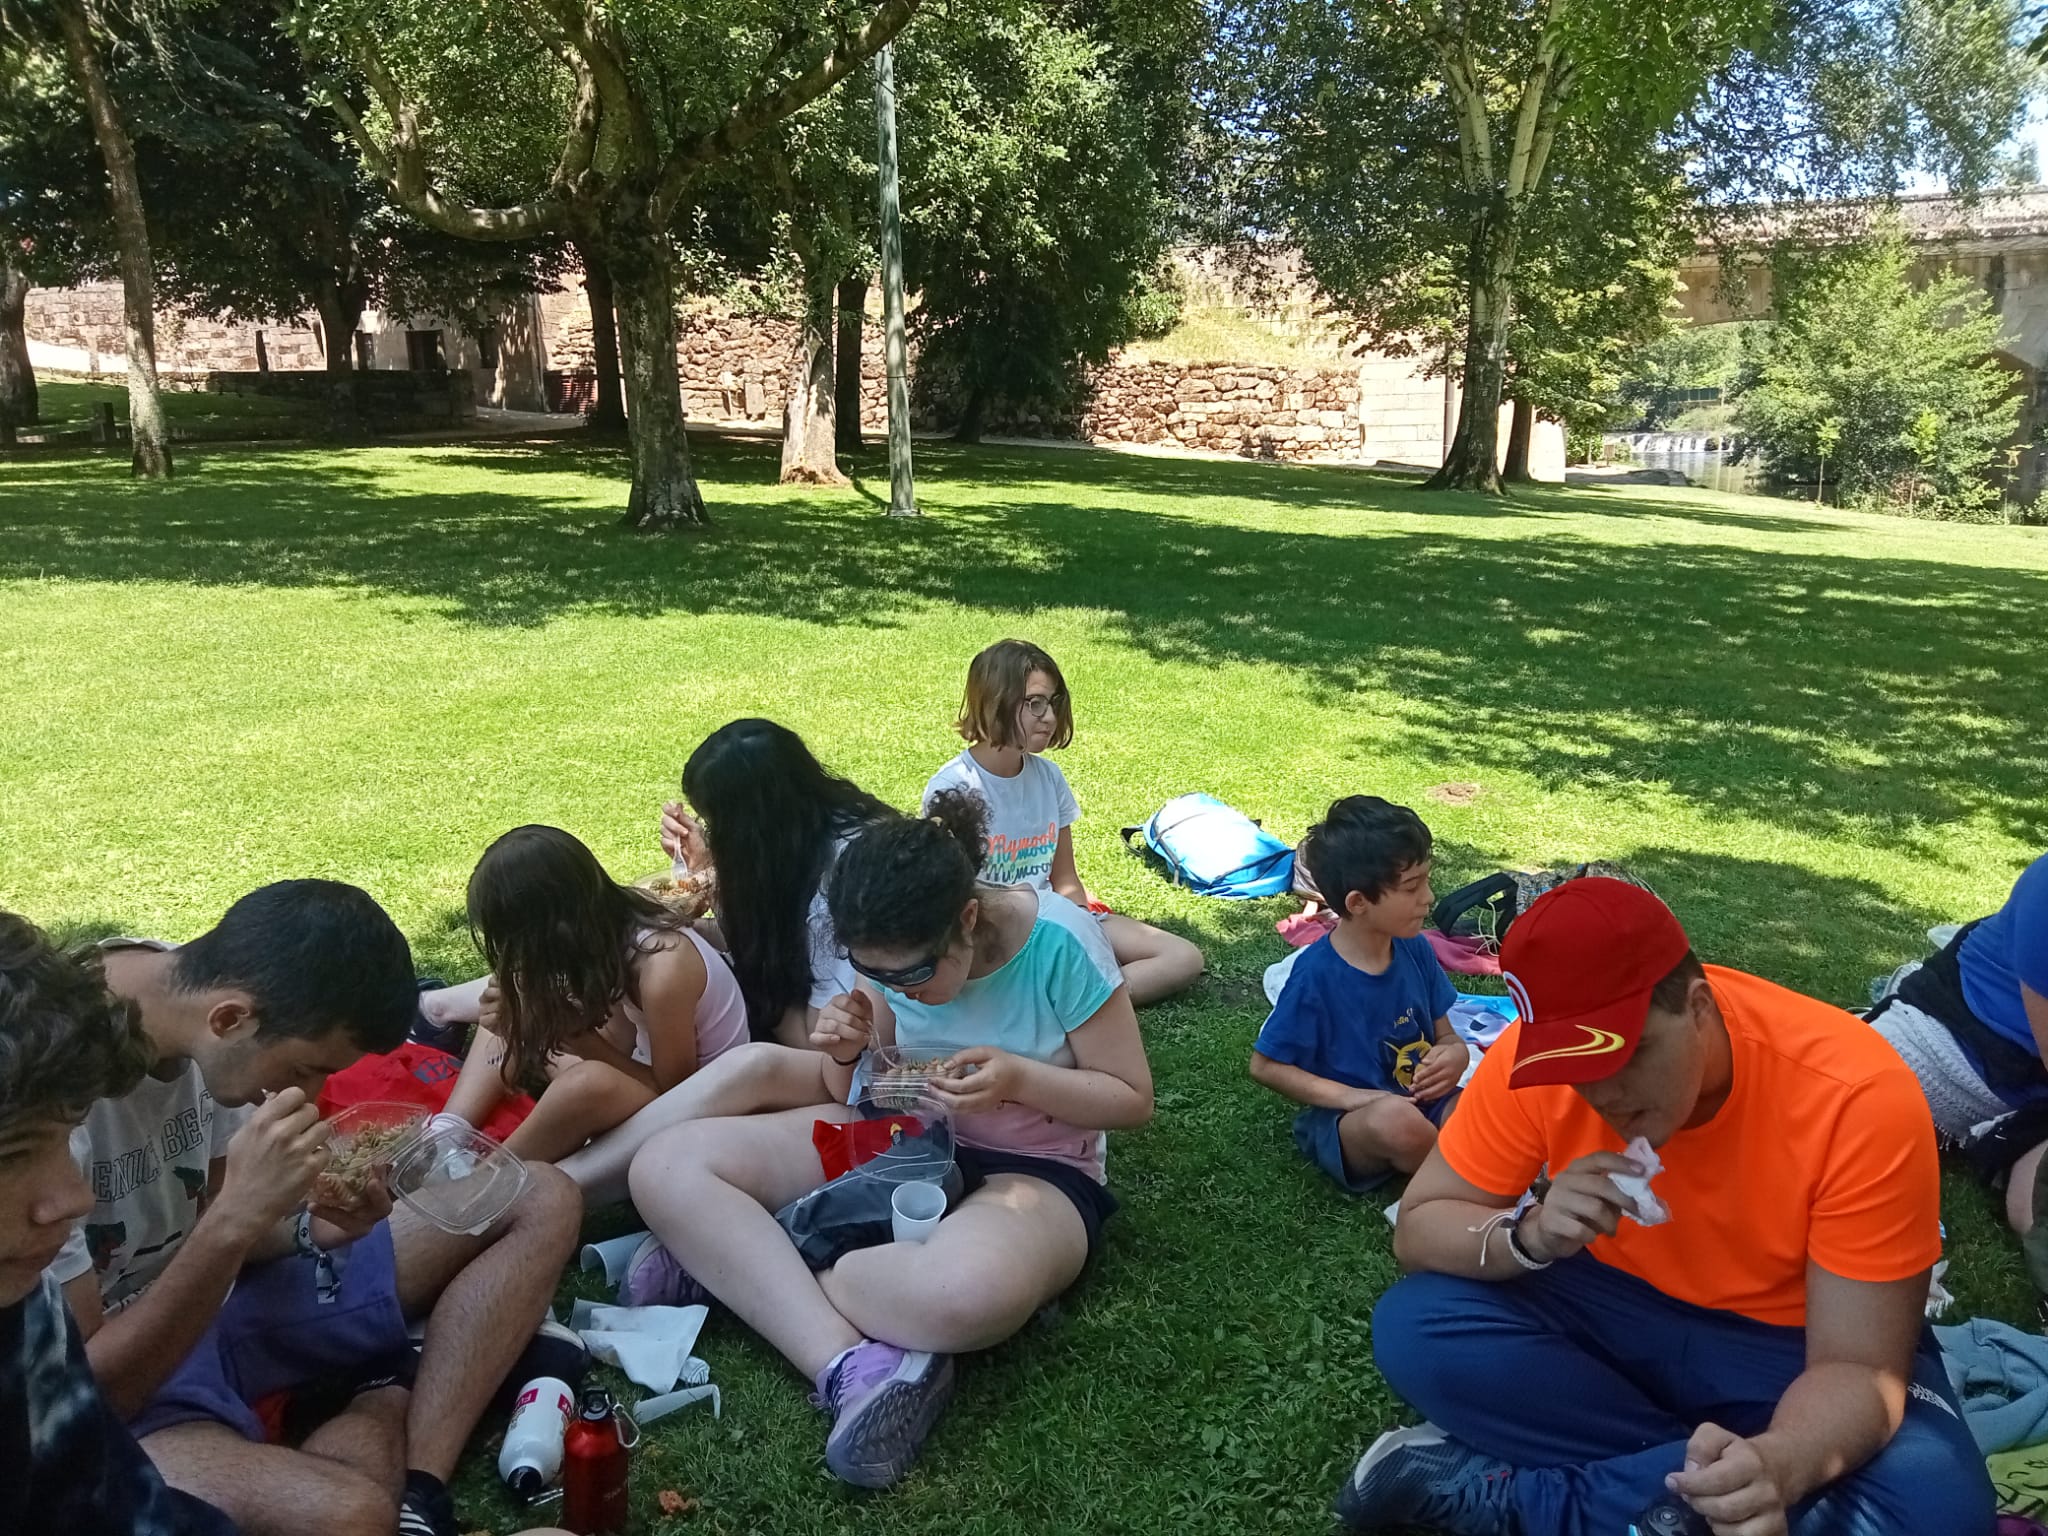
xmin=1019 ymin=692 xmax=1067 ymax=720
xmin=846 ymin=951 xmax=943 ymax=989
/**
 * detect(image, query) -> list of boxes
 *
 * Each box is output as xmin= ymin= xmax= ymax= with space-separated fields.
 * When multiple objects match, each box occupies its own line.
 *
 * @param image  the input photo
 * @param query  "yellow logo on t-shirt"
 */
xmin=1388 ymin=1031 xmax=1429 ymax=1091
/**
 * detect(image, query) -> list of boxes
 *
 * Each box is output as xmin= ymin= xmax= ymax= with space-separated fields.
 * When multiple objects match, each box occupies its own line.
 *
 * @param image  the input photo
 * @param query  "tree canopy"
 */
xmin=1733 ymin=229 xmax=2022 ymax=516
xmin=1207 ymin=0 xmax=2037 ymax=494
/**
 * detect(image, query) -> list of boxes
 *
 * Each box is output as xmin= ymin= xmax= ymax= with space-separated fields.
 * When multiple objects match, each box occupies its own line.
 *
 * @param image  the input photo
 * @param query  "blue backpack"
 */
xmin=1121 ymin=793 xmax=1297 ymax=899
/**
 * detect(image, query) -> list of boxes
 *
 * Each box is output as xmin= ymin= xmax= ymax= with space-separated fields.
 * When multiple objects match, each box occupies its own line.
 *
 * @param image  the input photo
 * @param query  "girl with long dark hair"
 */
xmin=662 ymin=717 xmax=892 ymax=1045
xmin=428 ymin=825 xmax=747 ymax=1162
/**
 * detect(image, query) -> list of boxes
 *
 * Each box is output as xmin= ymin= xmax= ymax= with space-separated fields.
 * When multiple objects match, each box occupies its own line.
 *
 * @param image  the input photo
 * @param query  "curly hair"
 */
xmin=0 ymin=910 xmax=153 ymax=1134
xmin=954 ymin=639 xmax=1074 ymax=752
xmin=683 ymin=719 xmax=892 ymax=1038
xmin=467 ymin=824 xmax=690 ymax=1086
xmin=827 ymin=789 xmax=990 ymax=957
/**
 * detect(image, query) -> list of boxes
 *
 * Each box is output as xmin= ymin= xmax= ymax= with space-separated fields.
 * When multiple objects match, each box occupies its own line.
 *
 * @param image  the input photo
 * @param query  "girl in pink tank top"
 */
xmin=434 ymin=825 xmax=747 ymax=1163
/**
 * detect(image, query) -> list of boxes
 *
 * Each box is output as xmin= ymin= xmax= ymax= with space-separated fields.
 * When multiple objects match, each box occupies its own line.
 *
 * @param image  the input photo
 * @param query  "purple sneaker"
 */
xmin=814 ymin=1340 xmax=955 ymax=1489
xmin=617 ymin=1234 xmax=709 ymax=1309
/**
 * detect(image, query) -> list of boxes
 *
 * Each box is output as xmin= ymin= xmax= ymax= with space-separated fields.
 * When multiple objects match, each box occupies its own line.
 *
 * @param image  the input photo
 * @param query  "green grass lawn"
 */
xmin=2 ymin=434 xmax=2045 ymax=1534
xmin=29 ymin=377 xmax=318 ymax=431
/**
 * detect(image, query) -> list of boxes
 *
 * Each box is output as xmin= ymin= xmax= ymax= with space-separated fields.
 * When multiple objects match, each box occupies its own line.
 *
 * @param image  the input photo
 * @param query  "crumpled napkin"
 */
xmin=1611 ymin=1136 xmax=1670 ymax=1226
xmin=569 ymin=1299 xmax=709 ymax=1393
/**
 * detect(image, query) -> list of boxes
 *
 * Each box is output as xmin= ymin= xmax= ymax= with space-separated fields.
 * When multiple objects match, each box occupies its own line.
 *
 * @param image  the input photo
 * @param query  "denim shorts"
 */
xmin=1293 ymin=1094 xmax=1454 ymax=1195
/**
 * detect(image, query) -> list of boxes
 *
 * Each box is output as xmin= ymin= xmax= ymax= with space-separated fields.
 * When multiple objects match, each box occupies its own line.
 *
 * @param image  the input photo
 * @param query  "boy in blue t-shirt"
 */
xmin=1249 ymin=796 xmax=1464 ymax=1192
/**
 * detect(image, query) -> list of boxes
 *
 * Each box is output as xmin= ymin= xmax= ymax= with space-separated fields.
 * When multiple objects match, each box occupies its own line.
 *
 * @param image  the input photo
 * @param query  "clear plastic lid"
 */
xmin=850 ymin=1088 xmax=954 ymax=1186
xmin=386 ymin=1119 xmax=531 ymax=1235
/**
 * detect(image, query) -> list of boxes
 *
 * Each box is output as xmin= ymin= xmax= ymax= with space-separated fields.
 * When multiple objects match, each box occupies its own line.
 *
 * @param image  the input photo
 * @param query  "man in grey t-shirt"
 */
xmin=53 ymin=881 xmax=582 ymax=1536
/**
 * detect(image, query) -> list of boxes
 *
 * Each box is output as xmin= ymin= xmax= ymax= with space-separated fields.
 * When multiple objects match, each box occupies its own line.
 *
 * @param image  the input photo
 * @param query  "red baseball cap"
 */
xmin=1502 ymin=878 xmax=1692 ymax=1088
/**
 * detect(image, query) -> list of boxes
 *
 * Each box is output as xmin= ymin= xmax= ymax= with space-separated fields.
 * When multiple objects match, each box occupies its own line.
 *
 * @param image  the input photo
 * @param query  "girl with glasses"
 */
xmin=622 ymin=789 xmax=1153 ymax=1489
xmin=923 ymin=638 xmax=1204 ymax=1005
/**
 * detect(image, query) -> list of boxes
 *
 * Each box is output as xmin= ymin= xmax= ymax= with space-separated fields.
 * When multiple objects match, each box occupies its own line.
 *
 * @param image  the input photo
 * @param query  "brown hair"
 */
xmin=466 ymin=825 xmax=690 ymax=1085
xmin=954 ymin=639 xmax=1074 ymax=751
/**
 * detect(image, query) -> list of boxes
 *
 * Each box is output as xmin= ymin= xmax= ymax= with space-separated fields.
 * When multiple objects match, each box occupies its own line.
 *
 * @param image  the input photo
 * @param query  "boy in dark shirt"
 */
xmin=0 ymin=909 xmax=236 ymax=1536
xmin=1250 ymin=797 xmax=1465 ymax=1191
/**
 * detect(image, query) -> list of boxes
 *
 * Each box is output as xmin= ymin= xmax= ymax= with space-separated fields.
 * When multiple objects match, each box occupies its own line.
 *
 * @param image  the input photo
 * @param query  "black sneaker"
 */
xmin=408 ymin=977 xmax=466 ymax=1056
xmin=491 ymin=1317 xmax=591 ymax=1413
xmin=396 ymin=1470 xmax=456 ymax=1536
xmin=1332 ymin=1424 xmax=1514 ymax=1534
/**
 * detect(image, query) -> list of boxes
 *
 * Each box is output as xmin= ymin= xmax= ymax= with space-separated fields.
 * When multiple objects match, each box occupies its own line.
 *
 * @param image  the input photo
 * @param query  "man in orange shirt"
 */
xmin=1336 ymin=880 xmax=1991 ymax=1536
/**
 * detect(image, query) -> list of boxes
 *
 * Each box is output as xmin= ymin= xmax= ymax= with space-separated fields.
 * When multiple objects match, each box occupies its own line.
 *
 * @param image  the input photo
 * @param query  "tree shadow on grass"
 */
xmin=3 ymin=437 xmax=2043 ymax=857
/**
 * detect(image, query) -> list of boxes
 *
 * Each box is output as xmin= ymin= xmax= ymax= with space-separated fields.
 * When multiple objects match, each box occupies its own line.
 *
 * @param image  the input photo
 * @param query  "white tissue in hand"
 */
xmin=1611 ymin=1136 xmax=1670 ymax=1226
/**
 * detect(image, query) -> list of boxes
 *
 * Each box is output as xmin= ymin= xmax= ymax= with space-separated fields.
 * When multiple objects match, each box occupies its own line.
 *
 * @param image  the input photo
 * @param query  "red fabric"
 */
xmin=1425 ymin=928 xmax=1501 ymax=976
xmin=1278 ymin=909 xmax=1502 ymax=975
xmin=317 ymin=1043 xmax=535 ymax=1143
xmin=1276 ymin=909 xmax=1338 ymax=948
xmin=812 ymin=1115 xmax=929 ymax=1181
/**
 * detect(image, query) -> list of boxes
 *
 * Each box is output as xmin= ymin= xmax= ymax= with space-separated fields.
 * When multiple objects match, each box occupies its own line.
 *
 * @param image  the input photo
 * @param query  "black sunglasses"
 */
xmin=846 ymin=951 xmax=943 ymax=989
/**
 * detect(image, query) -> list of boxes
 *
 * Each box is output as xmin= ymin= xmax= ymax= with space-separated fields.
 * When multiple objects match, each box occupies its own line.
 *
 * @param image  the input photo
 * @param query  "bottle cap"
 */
xmin=579 ymin=1386 xmax=613 ymax=1422
xmin=507 ymin=1465 xmax=544 ymax=1500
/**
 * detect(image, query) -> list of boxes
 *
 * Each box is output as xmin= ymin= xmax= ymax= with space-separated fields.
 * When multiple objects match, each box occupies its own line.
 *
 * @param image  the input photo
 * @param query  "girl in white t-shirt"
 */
xmin=922 ymin=638 xmax=1204 ymax=1005
xmin=624 ymin=790 xmax=1154 ymax=1489
xmin=429 ymin=825 xmax=748 ymax=1162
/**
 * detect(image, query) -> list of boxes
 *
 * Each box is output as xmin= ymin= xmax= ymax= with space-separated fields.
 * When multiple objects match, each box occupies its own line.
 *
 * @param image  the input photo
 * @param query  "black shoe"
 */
xmin=491 ymin=1317 xmax=591 ymax=1413
xmin=1333 ymin=1424 xmax=1514 ymax=1534
xmin=397 ymin=1471 xmax=456 ymax=1536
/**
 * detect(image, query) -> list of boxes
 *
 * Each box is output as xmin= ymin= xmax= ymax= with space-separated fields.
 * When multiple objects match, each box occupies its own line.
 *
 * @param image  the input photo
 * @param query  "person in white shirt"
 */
xmin=922 ymin=639 xmax=1203 ymax=1005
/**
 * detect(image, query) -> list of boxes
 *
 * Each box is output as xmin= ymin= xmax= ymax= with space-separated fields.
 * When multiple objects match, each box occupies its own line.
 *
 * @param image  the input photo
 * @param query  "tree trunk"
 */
xmin=575 ymin=239 xmax=627 ymax=432
xmin=1502 ymin=396 xmax=1537 ymax=483
xmin=953 ymin=377 xmax=987 ymax=444
xmin=53 ymin=0 xmax=171 ymax=480
xmin=0 ymin=260 xmax=36 ymax=439
xmin=607 ymin=211 xmax=706 ymax=527
xmin=1426 ymin=230 xmax=1513 ymax=495
xmin=780 ymin=263 xmax=845 ymax=485
xmin=312 ymin=279 xmax=365 ymax=440
xmin=835 ymin=276 xmax=866 ymax=451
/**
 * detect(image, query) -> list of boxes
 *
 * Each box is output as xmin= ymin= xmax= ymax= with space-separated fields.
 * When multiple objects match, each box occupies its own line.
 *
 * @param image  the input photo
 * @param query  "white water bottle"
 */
xmin=498 ymin=1374 xmax=576 ymax=1499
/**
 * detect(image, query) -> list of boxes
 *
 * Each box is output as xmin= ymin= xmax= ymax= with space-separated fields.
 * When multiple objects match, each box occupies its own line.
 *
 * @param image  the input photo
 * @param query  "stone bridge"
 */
xmin=1674 ymin=188 xmax=2048 ymax=494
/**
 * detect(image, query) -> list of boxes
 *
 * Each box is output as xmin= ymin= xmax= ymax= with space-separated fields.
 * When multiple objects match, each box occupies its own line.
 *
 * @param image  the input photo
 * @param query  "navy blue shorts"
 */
xmin=955 ymin=1146 xmax=1119 ymax=1265
xmin=1293 ymin=1094 xmax=1454 ymax=1194
xmin=130 ymin=1220 xmax=410 ymax=1443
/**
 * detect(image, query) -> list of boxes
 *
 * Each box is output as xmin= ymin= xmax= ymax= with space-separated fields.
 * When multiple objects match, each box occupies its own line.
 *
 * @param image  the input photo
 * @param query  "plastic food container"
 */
xmin=850 ymin=1088 xmax=955 ymax=1187
xmin=863 ymin=1046 xmax=958 ymax=1111
xmin=317 ymin=1102 xmax=427 ymax=1210
xmin=322 ymin=1102 xmax=530 ymax=1235
xmin=633 ymin=867 xmax=717 ymax=921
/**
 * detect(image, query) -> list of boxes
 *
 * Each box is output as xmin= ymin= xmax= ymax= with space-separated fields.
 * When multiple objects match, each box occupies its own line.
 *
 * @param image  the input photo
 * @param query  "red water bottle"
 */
xmin=562 ymin=1387 xmax=631 ymax=1534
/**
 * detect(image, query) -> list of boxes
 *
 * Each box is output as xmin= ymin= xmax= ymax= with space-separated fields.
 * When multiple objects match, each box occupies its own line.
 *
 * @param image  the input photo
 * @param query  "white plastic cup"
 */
xmin=890 ymin=1180 xmax=946 ymax=1244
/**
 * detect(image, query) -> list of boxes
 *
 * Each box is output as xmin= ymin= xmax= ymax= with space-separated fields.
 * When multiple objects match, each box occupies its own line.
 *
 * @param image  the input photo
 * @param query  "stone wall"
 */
xmin=24 ymin=270 xmax=1563 ymax=477
xmin=26 ymin=282 xmax=328 ymax=373
xmin=536 ymin=281 xmax=889 ymax=427
xmin=978 ymin=348 xmax=1485 ymax=467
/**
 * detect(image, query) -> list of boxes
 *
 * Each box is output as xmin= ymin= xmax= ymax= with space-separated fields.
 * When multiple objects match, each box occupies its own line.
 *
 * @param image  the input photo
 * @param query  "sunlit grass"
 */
xmin=2 ymin=433 xmax=2044 ymax=1533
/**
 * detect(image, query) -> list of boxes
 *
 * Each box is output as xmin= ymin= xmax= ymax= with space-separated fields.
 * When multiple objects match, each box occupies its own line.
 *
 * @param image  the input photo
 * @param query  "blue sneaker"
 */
xmin=1333 ymin=1424 xmax=1514 ymax=1534
xmin=814 ymin=1340 xmax=955 ymax=1489
xmin=617 ymin=1233 xmax=710 ymax=1309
